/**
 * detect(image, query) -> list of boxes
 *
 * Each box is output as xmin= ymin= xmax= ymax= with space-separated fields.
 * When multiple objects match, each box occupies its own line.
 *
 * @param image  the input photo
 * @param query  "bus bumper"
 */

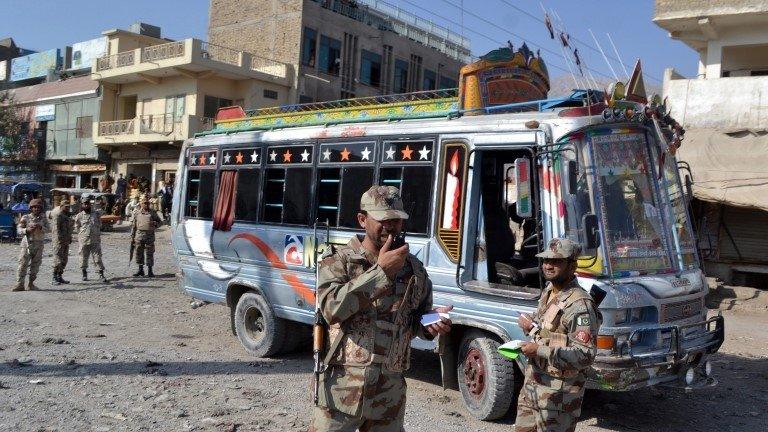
xmin=588 ymin=315 xmax=724 ymax=391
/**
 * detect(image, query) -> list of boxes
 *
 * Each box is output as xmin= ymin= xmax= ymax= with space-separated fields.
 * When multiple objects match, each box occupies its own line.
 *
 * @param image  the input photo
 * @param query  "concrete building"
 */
xmin=208 ymin=0 xmax=470 ymax=103
xmin=91 ymin=24 xmax=293 ymax=192
xmin=654 ymin=1 xmax=768 ymax=285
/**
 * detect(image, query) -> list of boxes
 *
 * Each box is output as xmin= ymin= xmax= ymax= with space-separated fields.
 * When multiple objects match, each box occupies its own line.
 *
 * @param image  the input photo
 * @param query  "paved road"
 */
xmin=0 ymin=226 xmax=766 ymax=431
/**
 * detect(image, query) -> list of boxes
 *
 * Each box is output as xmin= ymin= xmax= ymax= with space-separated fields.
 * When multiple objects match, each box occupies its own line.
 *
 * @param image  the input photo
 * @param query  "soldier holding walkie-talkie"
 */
xmin=309 ymin=186 xmax=452 ymax=432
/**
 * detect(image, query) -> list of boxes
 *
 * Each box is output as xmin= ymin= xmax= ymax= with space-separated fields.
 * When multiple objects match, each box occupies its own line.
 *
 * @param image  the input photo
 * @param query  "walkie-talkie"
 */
xmin=390 ymin=232 xmax=407 ymax=249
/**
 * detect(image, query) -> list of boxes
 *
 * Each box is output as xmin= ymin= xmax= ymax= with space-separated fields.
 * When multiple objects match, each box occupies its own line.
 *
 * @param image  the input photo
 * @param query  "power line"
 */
xmin=434 ymin=0 xmax=619 ymax=82
xmin=399 ymin=0 xmax=583 ymax=79
xmin=496 ymin=0 xmax=661 ymax=83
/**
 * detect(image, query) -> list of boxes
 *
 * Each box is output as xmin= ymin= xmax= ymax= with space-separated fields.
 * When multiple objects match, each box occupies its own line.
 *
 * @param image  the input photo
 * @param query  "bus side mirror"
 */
xmin=582 ymin=213 xmax=600 ymax=251
xmin=566 ymin=160 xmax=578 ymax=195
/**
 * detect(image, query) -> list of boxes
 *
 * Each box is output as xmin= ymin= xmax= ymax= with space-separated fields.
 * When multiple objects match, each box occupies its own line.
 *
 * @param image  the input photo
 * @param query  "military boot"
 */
xmin=53 ymin=273 xmax=61 ymax=286
xmin=82 ymin=269 xmax=88 ymax=281
xmin=98 ymin=271 xmax=109 ymax=283
xmin=133 ymin=265 xmax=145 ymax=277
xmin=146 ymin=266 xmax=155 ymax=278
xmin=27 ymin=278 xmax=39 ymax=291
xmin=59 ymin=273 xmax=70 ymax=284
xmin=12 ymin=281 xmax=25 ymax=292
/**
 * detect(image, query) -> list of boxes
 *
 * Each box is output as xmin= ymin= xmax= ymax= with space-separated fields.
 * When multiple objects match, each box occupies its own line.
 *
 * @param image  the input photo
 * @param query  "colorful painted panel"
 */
xmin=221 ymin=148 xmax=261 ymax=167
xmin=189 ymin=150 xmax=218 ymax=169
xmin=319 ymin=142 xmax=375 ymax=164
xmin=266 ymin=145 xmax=313 ymax=165
xmin=381 ymin=141 xmax=433 ymax=164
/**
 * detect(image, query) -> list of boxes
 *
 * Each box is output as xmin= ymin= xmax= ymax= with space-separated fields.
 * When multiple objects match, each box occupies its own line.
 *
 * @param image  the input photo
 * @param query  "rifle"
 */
xmin=312 ymin=219 xmax=331 ymax=406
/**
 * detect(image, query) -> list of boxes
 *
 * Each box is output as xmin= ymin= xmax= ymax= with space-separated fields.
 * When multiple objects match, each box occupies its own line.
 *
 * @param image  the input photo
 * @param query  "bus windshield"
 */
xmin=588 ymin=130 xmax=673 ymax=274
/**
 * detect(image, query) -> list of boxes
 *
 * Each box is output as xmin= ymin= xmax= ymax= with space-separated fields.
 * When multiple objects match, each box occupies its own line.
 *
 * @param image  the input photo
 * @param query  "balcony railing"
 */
xmin=198 ymin=117 xmax=215 ymax=132
xmin=250 ymin=55 xmax=288 ymax=79
xmin=98 ymin=119 xmax=135 ymax=136
xmin=95 ymin=51 xmax=136 ymax=72
xmin=199 ymin=42 xmax=240 ymax=66
xmin=141 ymin=41 xmax=185 ymax=63
xmin=139 ymin=114 xmax=180 ymax=134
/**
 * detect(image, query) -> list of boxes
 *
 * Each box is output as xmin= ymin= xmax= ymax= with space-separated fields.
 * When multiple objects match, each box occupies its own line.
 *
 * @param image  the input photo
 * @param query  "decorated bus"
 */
xmin=170 ymin=45 xmax=723 ymax=420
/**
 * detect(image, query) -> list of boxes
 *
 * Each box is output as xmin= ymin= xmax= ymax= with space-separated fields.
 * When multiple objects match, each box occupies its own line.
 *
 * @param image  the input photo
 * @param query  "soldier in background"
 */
xmin=74 ymin=197 xmax=108 ymax=283
xmin=515 ymin=238 xmax=602 ymax=432
xmin=309 ymin=186 xmax=452 ymax=432
xmin=13 ymin=198 xmax=49 ymax=291
xmin=130 ymin=195 xmax=162 ymax=277
xmin=50 ymin=200 xmax=74 ymax=285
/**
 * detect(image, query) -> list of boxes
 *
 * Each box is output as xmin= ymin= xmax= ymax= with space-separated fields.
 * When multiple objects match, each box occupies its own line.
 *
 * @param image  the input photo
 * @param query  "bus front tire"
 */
xmin=233 ymin=292 xmax=287 ymax=357
xmin=457 ymin=331 xmax=518 ymax=421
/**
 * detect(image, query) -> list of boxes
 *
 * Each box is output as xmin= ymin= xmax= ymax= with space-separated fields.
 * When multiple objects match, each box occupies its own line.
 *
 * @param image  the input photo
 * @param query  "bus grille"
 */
xmin=661 ymin=298 xmax=702 ymax=323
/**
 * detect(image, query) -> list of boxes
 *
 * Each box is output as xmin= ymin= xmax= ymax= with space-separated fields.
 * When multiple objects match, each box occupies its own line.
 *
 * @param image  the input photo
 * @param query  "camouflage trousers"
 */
xmin=515 ymin=366 xmax=586 ymax=432
xmin=309 ymin=365 xmax=406 ymax=432
xmin=17 ymin=240 xmax=44 ymax=283
xmin=79 ymin=242 xmax=105 ymax=272
xmin=52 ymin=241 xmax=71 ymax=274
xmin=134 ymin=232 xmax=155 ymax=266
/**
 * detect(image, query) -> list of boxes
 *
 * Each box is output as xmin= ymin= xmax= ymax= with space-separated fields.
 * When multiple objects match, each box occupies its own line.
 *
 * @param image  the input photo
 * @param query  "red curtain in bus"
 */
xmin=213 ymin=170 xmax=238 ymax=231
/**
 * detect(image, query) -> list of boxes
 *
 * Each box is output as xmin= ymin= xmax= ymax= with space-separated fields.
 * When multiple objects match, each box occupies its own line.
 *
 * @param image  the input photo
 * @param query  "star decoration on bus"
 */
xmin=322 ymin=149 xmax=331 ymax=160
xmin=300 ymin=149 xmax=310 ymax=162
xmin=401 ymin=145 xmax=413 ymax=160
xmin=209 ymin=154 xmax=216 ymax=165
xmin=269 ymin=150 xmax=277 ymax=162
xmin=223 ymin=153 xmax=231 ymax=164
xmin=340 ymin=147 xmax=351 ymax=161
xmin=199 ymin=153 xmax=207 ymax=165
xmin=283 ymin=149 xmax=293 ymax=162
xmin=190 ymin=155 xmax=197 ymax=165
xmin=385 ymin=146 xmax=396 ymax=160
xmin=250 ymin=150 xmax=259 ymax=163
xmin=361 ymin=147 xmax=371 ymax=161
xmin=235 ymin=152 xmax=244 ymax=164
xmin=418 ymin=145 xmax=430 ymax=160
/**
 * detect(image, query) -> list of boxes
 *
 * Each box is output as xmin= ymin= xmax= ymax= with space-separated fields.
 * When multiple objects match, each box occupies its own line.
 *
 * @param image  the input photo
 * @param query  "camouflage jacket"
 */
xmin=17 ymin=213 xmax=49 ymax=243
xmin=316 ymin=236 xmax=432 ymax=414
xmin=50 ymin=207 xmax=74 ymax=244
xmin=73 ymin=210 xmax=102 ymax=245
xmin=529 ymin=278 xmax=601 ymax=380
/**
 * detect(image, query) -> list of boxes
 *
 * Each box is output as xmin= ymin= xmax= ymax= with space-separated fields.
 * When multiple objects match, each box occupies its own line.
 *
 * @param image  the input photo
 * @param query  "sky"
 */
xmin=0 ymin=0 xmax=699 ymax=86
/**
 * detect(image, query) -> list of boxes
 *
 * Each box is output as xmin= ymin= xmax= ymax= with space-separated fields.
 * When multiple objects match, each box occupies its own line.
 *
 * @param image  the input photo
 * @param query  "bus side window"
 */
xmin=263 ymin=167 xmax=313 ymax=225
xmin=235 ymin=168 xmax=260 ymax=222
xmin=379 ymin=140 xmax=435 ymax=235
xmin=317 ymin=167 xmax=374 ymax=228
xmin=185 ymin=170 xmax=216 ymax=219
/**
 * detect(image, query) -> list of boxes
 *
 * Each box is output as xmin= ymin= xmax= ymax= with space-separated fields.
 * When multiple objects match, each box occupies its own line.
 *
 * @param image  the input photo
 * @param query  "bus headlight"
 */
xmin=685 ymin=368 xmax=696 ymax=385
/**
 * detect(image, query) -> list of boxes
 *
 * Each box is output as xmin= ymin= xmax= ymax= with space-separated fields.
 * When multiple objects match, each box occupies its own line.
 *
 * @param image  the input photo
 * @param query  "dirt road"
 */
xmin=1 ymin=227 xmax=766 ymax=431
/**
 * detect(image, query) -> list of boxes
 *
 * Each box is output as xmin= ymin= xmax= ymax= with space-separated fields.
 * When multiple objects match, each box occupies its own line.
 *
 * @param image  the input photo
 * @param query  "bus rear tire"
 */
xmin=457 ymin=331 xmax=518 ymax=421
xmin=234 ymin=292 xmax=287 ymax=357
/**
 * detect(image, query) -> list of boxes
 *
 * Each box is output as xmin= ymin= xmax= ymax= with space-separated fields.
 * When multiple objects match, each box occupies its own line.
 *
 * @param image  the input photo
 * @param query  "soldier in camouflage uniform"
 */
xmin=130 ymin=195 xmax=162 ymax=277
xmin=310 ymin=186 xmax=452 ymax=432
xmin=74 ymin=197 xmax=108 ymax=283
xmin=14 ymin=199 xmax=49 ymax=291
xmin=50 ymin=200 xmax=74 ymax=285
xmin=515 ymin=238 xmax=602 ymax=432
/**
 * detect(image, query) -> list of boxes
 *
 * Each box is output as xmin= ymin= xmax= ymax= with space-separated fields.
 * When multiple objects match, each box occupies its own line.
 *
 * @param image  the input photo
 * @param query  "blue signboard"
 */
xmin=10 ymin=49 xmax=60 ymax=82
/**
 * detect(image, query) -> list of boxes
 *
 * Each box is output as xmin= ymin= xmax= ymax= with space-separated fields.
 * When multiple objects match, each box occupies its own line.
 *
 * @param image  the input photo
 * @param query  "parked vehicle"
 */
xmin=171 ymin=54 xmax=723 ymax=420
xmin=50 ymin=188 xmax=121 ymax=230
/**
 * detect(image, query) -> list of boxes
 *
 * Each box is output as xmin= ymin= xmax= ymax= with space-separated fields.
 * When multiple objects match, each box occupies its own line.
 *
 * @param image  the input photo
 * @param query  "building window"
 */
xmin=165 ymin=94 xmax=186 ymax=121
xmin=360 ymin=50 xmax=382 ymax=87
xmin=203 ymin=96 xmax=233 ymax=118
xmin=235 ymin=168 xmax=261 ymax=222
xmin=439 ymin=76 xmax=457 ymax=89
xmin=185 ymin=169 xmax=216 ymax=219
xmin=263 ymin=89 xmax=279 ymax=100
xmin=423 ymin=69 xmax=436 ymax=90
xmin=394 ymin=59 xmax=409 ymax=93
xmin=75 ymin=116 xmax=92 ymax=138
xmin=318 ymin=35 xmax=341 ymax=75
xmin=301 ymin=27 xmax=318 ymax=67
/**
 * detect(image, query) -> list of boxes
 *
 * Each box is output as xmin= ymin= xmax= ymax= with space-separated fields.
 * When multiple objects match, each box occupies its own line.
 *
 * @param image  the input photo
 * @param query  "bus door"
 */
xmin=455 ymin=133 xmax=546 ymax=299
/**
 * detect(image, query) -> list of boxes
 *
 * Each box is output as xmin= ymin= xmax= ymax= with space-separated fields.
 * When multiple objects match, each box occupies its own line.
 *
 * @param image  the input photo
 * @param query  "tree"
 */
xmin=0 ymin=90 xmax=22 ymax=157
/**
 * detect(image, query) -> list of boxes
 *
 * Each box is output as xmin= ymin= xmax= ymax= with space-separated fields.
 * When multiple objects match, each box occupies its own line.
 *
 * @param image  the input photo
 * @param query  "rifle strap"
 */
xmin=321 ymin=329 xmax=345 ymax=371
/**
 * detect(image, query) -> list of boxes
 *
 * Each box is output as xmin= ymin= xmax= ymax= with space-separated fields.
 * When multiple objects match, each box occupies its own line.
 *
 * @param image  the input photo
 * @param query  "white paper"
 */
xmin=420 ymin=312 xmax=450 ymax=326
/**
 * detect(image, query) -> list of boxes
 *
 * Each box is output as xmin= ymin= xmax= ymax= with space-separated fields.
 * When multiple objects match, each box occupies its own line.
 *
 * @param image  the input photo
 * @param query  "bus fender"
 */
xmin=439 ymin=317 xmax=512 ymax=390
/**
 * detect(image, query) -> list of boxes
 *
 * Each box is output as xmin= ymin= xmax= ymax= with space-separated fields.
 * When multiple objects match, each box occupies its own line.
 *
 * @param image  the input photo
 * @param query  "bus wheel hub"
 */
xmin=464 ymin=348 xmax=486 ymax=397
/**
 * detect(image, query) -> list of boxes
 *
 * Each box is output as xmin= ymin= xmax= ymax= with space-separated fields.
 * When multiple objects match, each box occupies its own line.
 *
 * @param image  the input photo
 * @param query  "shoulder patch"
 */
xmin=576 ymin=315 xmax=591 ymax=326
xmin=575 ymin=330 xmax=591 ymax=344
